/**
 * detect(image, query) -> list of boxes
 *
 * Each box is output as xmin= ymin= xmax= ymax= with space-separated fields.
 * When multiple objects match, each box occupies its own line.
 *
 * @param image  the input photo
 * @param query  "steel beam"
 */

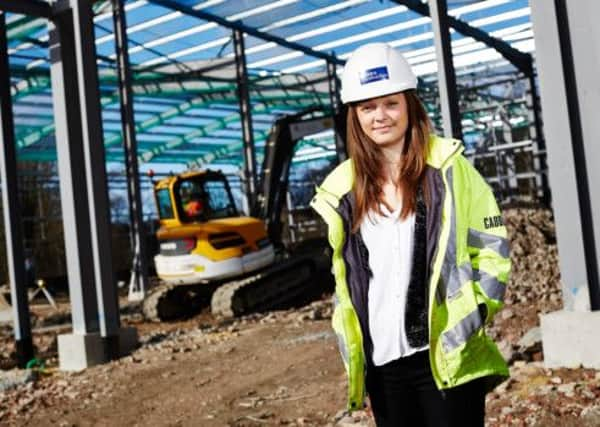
xmin=67 ymin=0 xmax=120 ymax=355
xmin=233 ymin=29 xmax=257 ymax=212
xmin=428 ymin=0 xmax=462 ymax=139
xmin=147 ymin=0 xmax=343 ymax=66
xmin=392 ymin=0 xmax=533 ymax=76
xmin=0 ymin=12 xmax=34 ymax=368
xmin=111 ymin=0 xmax=148 ymax=301
xmin=0 ymin=1 xmax=52 ymax=18
xmin=48 ymin=12 xmax=100 ymax=335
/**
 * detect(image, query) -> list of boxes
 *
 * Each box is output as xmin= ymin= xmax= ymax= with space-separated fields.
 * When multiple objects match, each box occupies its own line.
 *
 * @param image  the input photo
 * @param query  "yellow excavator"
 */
xmin=142 ymin=113 xmax=337 ymax=321
xmin=152 ymin=169 xmax=275 ymax=285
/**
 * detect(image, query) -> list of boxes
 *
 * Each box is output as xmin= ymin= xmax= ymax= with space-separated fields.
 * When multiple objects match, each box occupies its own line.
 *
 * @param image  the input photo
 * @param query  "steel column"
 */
xmin=48 ymin=12 xmax=100 ymax=335
xmin=233 ymin=29 xmax=257 ymax=211
xmin=68 ymin=0 xmax=120 ymax=354
xmin=0 ymin=12 xmax=34 ymax=368
xmin=111 ymin=0 xmax=148 ymax=301
xmin=530 ymin=0 xmax=600 ymax=310
xmin=327 ymin=60 xmax=346 ymax=163
xmin=428 ymin=0 xmax=462 ymax=140
xmin=559 ymin=0 xmax=600 ymax=310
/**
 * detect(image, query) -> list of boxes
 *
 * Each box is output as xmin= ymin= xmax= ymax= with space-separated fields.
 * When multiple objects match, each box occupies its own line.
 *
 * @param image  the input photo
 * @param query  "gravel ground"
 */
xmin=1 ymin=207 xmax=599 ymax=427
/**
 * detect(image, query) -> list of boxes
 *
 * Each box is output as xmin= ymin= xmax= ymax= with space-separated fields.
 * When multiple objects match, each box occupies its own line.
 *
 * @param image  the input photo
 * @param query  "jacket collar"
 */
xmin=426 ymin=134 xmax=464 ymax=169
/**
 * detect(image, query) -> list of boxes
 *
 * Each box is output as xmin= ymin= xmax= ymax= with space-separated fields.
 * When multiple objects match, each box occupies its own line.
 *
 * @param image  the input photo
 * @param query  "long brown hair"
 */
xmin=347 ymin=89 xmax=431 ymax=233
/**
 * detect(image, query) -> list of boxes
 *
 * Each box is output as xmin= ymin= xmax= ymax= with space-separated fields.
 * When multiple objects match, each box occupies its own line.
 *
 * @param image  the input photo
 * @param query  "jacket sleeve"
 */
xmin=459 ymin=156 xmax=511 ymax=324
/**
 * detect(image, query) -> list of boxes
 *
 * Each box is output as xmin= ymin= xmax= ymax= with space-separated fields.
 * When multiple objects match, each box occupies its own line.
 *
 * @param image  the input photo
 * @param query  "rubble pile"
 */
xmin=503 ymin=207 xmax=563 ymax=312
xmin=486 ymin=362 xmax=600 ymax=427
xmin=487 ymin=207 xmax=563 ymax=359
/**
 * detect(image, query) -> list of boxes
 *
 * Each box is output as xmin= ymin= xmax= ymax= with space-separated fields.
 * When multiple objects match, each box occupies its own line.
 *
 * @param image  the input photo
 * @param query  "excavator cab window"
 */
xmin=156 ymin=188 xmax=174 ymax=219
xmin=176 ymin=174 xmax=237 ymax=222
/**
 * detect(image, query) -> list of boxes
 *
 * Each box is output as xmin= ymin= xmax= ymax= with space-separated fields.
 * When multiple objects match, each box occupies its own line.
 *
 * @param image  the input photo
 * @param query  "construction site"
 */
xmin=1 ymin=0 xmax=600 ymax=426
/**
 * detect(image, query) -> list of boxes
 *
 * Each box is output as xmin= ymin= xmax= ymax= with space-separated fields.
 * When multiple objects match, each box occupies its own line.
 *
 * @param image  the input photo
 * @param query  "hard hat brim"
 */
xmin=340 ymin=79 xmax=417 ymax=104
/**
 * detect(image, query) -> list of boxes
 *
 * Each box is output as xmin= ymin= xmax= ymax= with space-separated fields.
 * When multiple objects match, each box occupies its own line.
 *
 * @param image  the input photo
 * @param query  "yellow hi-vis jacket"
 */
xmin=310 ymin=135 xmax=510 ymax=411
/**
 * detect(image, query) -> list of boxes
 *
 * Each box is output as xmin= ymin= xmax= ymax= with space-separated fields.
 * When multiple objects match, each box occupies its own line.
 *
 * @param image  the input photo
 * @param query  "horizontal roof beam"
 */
xmin=392 ymin=0 xmax=532 ymax=75
xmin=146 ymin=0 xmax=343 ymax=66
xmin=0 ymin=1 xmax=52 ymax=19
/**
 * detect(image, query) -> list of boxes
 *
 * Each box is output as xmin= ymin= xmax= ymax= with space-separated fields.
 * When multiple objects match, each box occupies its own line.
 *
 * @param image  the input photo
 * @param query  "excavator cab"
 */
xmin=156 ymin=170 xmax=236 ymax=223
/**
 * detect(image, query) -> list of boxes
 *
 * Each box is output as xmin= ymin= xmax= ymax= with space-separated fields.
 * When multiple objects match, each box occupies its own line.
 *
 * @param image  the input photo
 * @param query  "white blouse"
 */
xmin=360 ymin=204 xmax=428 ymax=366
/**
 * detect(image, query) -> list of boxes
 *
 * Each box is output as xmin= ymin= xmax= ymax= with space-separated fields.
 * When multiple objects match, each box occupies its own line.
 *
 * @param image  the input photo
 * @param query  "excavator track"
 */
xmin=211 ymin=255 xmax=318 ymax=318
xmin=142 ymin=281 xmax=218 ymax=322
xmin=143 ymin=245 xmax=331 ymax=321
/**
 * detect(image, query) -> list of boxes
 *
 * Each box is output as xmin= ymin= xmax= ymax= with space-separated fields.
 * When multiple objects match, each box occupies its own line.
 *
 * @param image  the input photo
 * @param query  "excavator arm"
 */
xmin=253 ymin=108 xmax=346 ymax=248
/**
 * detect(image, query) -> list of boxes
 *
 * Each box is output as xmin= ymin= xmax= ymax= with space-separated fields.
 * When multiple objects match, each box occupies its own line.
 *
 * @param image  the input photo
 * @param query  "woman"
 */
xmin=310 ymin=43 xmax=511 ymax=426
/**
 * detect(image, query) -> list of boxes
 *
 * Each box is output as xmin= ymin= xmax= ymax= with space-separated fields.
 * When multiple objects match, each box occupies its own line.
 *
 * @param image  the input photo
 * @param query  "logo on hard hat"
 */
xmin=359 ymin=66 xmax=390 ymax=85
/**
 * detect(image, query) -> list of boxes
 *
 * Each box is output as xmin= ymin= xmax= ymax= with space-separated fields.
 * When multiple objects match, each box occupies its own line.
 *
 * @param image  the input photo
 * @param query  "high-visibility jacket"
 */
xmin=310 ymin=135 xmax=510 ymax=411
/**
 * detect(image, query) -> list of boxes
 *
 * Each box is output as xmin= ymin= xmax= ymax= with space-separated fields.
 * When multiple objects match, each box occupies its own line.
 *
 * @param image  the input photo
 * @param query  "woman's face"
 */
xmin=355 ymin=92 xmax=409 ymax=149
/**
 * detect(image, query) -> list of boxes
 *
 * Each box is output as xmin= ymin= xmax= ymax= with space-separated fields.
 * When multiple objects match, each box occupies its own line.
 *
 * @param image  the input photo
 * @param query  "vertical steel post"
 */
xmin=429 ymin=0 xmax=462 ymax=140
xmin=0 ymin=12 xmax=34 ymax=368
xmin=527 ymin=74 xmax=550 ymax=205
xmin=112 ymin=0 xmax=148 ymax=300
xmin=555 ymin=0 xmax=600 ymax=310
xmin=48 ymin=12 xmax=100 ymax=335
xmin=61 ymin=0 xmax=121 ymax=357
xmin=530 ymin=0 xmax=600 ymax=310
xmin=327 ymin=60 xmax=346 ymax=163
xmin=233 ymin=29 xmax=257 ymax=211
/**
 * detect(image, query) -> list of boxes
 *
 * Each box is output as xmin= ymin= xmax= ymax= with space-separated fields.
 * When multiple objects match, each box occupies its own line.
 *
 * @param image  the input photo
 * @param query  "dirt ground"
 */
xmin=0 ymin=301 xmax=353 ymax=427
xmin=1 ymin=297 xmax=600 ymax=427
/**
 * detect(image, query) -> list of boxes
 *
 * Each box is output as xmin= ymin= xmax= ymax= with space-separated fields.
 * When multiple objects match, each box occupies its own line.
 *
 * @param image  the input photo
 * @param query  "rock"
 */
xmin=501 ymin=308 xmax=515 ymax=320
xmin=516 ymin=327 xmax=542 ymax=360
xmin=0 ymin=369 xmax=37 ymax=392
xmin=557 ymin=382 xmax=576 ymax=397
xmin=580 ymin=405 xmax=600 ymax=425
xmin=497 ymin=340 xmax=515 ymax=363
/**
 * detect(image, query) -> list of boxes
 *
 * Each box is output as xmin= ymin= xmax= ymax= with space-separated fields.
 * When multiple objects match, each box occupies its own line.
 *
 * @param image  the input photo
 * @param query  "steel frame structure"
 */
xmin=0 ymin=0 xmax=552 ymax=368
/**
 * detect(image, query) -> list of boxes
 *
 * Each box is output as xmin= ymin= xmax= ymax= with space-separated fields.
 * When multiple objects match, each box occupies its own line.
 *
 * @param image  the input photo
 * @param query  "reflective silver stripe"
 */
xmin=468 ymin=228 xmax=510 ymax=259
xmin=445 ymin=261 xmax=474 ymax=300
xmin=336 ymin=332 xmax=349 ymax=365
xmin=441 ymin=307 xmax=483 ymax=352
xmin=332 ymin=295 xmax=350 ymax=365
xmin=437 ymin=168 xmax=456 ymax=301
xmin=473 ymin=268 xmax=506 ymax=301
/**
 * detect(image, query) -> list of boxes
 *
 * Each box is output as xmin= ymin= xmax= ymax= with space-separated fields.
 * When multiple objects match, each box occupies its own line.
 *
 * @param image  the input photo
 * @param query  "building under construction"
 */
xmin=1 ymin=1 xmax=600 ymax=421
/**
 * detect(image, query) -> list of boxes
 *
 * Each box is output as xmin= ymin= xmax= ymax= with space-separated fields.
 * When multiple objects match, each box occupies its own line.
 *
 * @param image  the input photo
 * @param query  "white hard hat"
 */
xmin=340 ymin=43 xmax=417 ymax=104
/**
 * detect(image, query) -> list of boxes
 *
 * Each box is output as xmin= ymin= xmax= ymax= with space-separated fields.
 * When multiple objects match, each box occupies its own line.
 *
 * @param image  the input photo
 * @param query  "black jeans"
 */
xmin=366 ymin=350 xmax=486 ymax=427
